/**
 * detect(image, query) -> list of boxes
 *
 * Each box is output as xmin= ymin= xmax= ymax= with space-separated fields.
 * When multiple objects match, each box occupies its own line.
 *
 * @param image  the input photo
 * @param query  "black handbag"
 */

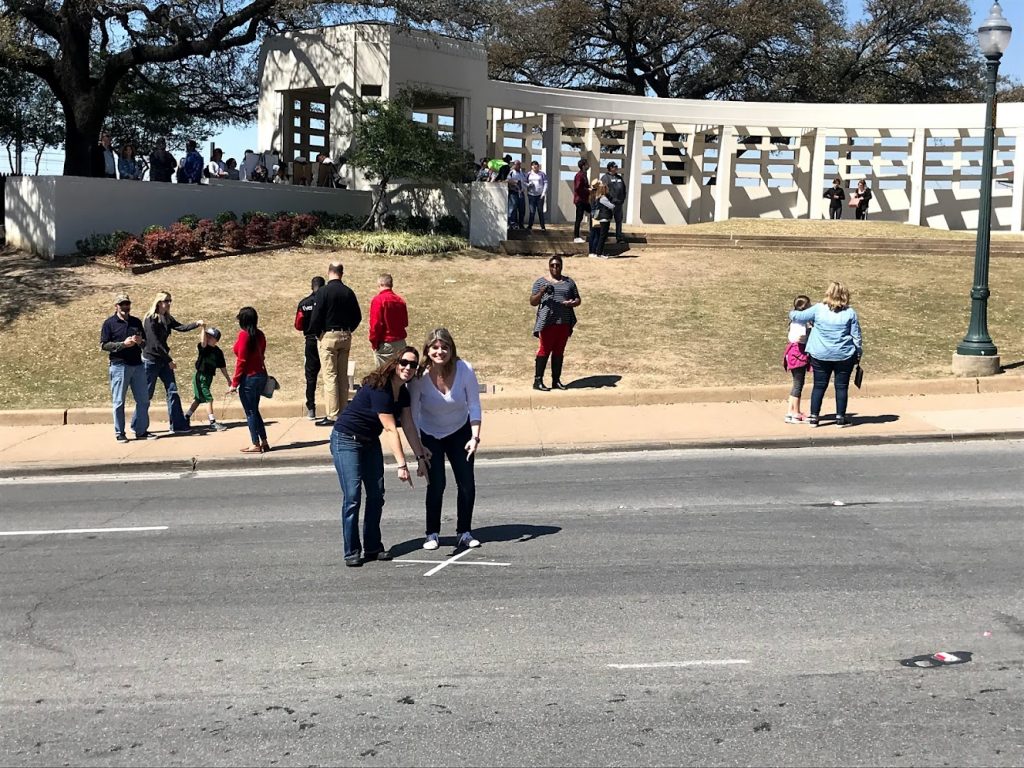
xmin=854 ymin=365 xmax=864 ymax=389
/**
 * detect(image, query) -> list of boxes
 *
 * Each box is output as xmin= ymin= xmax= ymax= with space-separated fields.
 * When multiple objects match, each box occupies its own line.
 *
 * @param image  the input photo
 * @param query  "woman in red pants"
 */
xmin=529 ymin=255 xmax=582 ymax=391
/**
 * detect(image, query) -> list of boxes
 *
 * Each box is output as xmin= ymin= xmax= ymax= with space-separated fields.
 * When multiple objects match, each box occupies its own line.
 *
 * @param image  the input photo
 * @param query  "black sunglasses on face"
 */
xmin=397 ymin=359 xmax=417 ymax=368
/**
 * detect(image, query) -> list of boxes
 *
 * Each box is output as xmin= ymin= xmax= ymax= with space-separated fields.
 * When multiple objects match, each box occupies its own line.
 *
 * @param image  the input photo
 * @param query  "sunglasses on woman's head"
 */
xmin=397 ymin=359 xmax=417 ymax=368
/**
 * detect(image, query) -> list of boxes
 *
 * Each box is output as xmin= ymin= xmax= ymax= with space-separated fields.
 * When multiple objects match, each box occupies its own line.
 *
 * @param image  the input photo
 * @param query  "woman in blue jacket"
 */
xmin=789 ymin=281 xmax=862 ymax=427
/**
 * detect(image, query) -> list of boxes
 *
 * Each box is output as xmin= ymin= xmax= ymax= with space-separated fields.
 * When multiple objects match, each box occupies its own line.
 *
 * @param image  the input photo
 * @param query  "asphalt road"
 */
xmin=1 ymin=441 xmax=1023 ymax=767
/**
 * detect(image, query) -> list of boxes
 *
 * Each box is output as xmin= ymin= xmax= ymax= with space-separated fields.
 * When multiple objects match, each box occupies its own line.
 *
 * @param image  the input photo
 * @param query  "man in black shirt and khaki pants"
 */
xmin=308 ymin=262 xmax=362 ymax=424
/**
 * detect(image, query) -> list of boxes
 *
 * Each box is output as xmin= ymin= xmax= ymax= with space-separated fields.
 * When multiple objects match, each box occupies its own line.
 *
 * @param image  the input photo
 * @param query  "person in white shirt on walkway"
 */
xmin=408 ymin=328 xmax=483 ymax=551
xmin=526 ymin=160 xmax=549 ymax=231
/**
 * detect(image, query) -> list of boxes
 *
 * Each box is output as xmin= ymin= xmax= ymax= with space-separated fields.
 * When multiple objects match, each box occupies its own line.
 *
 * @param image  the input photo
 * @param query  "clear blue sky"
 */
xmin=27 ymin=1 xmax=1024 ymax=173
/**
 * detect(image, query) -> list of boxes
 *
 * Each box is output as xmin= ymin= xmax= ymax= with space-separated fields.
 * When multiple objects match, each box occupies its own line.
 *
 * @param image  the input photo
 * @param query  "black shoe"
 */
xmin=115 ymin=433 xmax=129 ymax=444
xmin=552 ymin=381 xmax=569 ymax=391
xmin=344 ymin=556 xmax=363 ymax=567
xmin=317 ymin=417 xmax=335 ymax=427
xmin=533 ymin=378 xmax=550 ymax=392
xmin=135 ymin=431 xmax=159 ymax=440
xmin=836 ymin=415 xmax=851 ymax=428
xmin=364 ymin=549 xmax=393 ymax=562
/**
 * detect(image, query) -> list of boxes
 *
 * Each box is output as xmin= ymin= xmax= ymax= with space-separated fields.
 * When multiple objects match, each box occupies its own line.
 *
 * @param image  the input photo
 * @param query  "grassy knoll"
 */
xmin=1 ymin=221 xmax=1022 ymax=410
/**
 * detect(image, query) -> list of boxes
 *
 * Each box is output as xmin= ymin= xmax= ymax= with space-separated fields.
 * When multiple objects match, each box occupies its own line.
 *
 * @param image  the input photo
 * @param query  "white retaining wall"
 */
xmin=5 ymin=177 xmax=373 ymax=258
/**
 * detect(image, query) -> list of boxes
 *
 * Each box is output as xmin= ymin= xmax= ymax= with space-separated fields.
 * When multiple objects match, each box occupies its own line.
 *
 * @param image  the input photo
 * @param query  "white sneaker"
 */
xmin=573 ymin=237 xmax=586 ymax=244
xmin=588 ymin=253 xmax=598 ymax=258
xmin=458 ymin=531 xmax=481 ymax=549
xmin=422 ymin=534 xmax=440 ymax=551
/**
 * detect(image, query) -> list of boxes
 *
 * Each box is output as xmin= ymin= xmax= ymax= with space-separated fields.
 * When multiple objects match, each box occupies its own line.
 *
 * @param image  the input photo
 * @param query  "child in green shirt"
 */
xmin=184 ymin=324 xmax=231 ymax=431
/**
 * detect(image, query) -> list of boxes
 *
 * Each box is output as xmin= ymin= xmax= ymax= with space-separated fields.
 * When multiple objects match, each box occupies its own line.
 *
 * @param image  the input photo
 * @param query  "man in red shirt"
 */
xmin=368 ymin=273 xmax=409 ymax=367
xmin=572 ymin=158 xmax=590 ymax=243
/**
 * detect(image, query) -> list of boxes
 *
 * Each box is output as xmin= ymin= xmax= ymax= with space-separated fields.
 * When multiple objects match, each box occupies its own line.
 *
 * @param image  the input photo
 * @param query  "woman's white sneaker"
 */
xmin=458 ymin=531 xmax=481 ymax=548
xmin=422 ymin=534 xmax=440 ymax=551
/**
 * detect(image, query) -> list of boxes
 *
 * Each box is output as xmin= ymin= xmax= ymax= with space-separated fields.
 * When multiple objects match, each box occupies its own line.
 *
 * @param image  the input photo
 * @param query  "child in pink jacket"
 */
xmin=784 ymin=295 xmax=812 ymax=424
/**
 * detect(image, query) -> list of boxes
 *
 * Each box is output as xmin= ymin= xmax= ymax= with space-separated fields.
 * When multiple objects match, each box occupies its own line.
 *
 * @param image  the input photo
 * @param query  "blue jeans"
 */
xmin=508 ymin=190 xmax=524 ymax=228
xmin=238 ymin=373 xmax=268 ymax=445
xmin=109 ymin=362 xmax=150 ymax=436
xmin=421 ymin=420 xmax=476 ymax=536
xmin=810 ymin=355 xmax=857 ymax=418
xmin=144 ymin=360 xmax=189 ymax=431
xmin=330 ymin=431 xmax=385 ymax=559
xmin=527 ymin=195 xmax=545 ymax=228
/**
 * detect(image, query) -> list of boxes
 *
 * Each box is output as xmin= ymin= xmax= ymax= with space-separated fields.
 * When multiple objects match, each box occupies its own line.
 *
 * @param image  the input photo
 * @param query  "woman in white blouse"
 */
xmin=409 ymin=328 xmax=483 ymax=551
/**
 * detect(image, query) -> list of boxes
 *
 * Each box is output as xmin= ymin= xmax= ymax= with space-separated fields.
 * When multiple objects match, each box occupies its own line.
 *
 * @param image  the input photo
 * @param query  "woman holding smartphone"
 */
xmin=408 ymin=328 xmax=483 ymax=551
xmin=530 ymin=255 xmax=581 ymax=391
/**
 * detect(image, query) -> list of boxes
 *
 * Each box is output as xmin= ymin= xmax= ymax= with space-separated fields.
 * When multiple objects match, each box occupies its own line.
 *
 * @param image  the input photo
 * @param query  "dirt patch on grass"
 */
xmin=1 ymin=231 xmax=1023 ymax=409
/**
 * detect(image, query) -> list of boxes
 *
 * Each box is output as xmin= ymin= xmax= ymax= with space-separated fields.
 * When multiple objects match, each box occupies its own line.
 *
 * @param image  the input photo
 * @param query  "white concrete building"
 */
xmin=258 ymin=21 xmax=1024 ymax=232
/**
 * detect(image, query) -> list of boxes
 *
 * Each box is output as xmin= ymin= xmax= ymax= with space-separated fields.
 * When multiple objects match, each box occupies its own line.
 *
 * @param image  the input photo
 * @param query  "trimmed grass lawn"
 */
xmin=1 ymin=222 xmax=1023 ymax=410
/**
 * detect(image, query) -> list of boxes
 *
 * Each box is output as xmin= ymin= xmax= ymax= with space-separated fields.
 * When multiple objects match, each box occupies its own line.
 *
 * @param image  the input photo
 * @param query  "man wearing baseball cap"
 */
xmin=600 ymin=161 xmax=627 ymax=243
xmin=99 ymin=293 xmax=154 ymax=442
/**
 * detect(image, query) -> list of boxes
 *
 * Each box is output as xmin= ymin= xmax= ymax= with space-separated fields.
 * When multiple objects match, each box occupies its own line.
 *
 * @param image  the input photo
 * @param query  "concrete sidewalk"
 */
xmin=1 ymin=379 xmax=1023 ymax=477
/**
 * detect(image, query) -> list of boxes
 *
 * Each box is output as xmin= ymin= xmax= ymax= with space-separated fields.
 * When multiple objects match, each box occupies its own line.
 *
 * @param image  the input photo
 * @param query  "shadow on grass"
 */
xmin=566 ymin=375 xmax=621 ymax=389
xmin=0 ymin=250 xmax=89 ymax=326
xmin=388 ymin=523 xmax=561 ymax=558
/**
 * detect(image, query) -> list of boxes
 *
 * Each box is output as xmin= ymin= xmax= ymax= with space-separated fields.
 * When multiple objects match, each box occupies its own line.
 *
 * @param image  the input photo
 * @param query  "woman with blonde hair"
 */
xmin=789 ymin=281 xmax=862 ymax=427
xmin=408 ymin=328 xmax=483 ymax=551
xmin=141 ymin=291 xmax=202 ymax=434
xmin=588 ymin=179 xmax=616 ymax=259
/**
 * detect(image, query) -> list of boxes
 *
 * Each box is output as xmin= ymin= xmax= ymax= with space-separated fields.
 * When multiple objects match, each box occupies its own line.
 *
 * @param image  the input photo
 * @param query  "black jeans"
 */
xmin=829 ymin=202 xmax=842 ymax=220
xmin=810 ymin=355 xmax=857 ymax=418
xmin=612 ymin=202 xmax=624 ymax=240
xmin=573 ymin=202 xmax=590 ymax=239
xmin=304 ymin=335 xmax=320 ymax=410
xmin=421 ymin=420 xmax=475 ymax=536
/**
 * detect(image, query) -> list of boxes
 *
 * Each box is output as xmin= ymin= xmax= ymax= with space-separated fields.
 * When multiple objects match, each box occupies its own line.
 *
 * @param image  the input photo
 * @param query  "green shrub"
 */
xmin=271 ymin=210 xmax=294 ymax=221
xmin=177 ymin=214 xmax=200 ymax=229
xmin=214 ymin=210 xmax=238 ymax=226
xmin=404 ymin=214 xmax=432 ymax=234
xmin=241 ymin=210 xmax=269 ymax=225
xmin=76 ymin=230 xmax=135 ymax=257
xmin=303 ymin=230 xmax=469 ymax=255
xmin=142 ymin=224 xmax=165 ymax=236
xmin=329 ymin=213 xmax=358 ymax=230
xmin=382 ymin=213 xmax=400 ymax=231
xmin=434 ymin=215 xmax=464 ymax=237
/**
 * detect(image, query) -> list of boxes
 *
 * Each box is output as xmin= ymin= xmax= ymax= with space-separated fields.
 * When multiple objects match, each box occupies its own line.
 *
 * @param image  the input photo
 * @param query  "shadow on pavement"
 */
xmin=566 ymin=375 xmax=621 ymax=389
xmin=269 ymin=439 xmax=330 ymax=451
xmin=388 ymin=524 xmax=561 ymax=558
xmin=849 ymin=413 xmax=900 ymax=426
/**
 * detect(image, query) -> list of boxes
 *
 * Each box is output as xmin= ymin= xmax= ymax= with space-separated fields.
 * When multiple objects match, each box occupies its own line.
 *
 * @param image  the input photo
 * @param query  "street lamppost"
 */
xmin=953 ymin=1 xmax=1012 ymax=377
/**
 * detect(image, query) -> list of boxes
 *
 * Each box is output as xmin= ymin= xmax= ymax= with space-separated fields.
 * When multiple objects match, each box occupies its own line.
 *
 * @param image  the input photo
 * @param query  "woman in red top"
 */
xmin=225 ymin=306 xmax=270 ymax=453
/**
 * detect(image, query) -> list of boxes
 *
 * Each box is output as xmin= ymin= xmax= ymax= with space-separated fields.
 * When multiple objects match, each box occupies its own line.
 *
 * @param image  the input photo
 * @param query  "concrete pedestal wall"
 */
xmin=5 ymin=177 xmax=372 ymax=259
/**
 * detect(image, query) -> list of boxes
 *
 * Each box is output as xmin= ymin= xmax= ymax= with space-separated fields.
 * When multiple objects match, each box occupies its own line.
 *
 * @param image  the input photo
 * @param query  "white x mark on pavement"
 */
xmin=395 ymin=549 xmax=511 ymax=576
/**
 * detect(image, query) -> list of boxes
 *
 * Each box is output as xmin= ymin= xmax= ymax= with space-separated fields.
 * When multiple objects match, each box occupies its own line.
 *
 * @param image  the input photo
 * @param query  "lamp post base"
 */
xmin=951 ymin=353 xmax=1001 ymax=377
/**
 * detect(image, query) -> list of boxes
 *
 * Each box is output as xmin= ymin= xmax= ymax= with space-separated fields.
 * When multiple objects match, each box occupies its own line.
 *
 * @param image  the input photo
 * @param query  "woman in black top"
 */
xmin=854 ymin=179 xmax=873 ymax=220
xmin=529 ymin=255 xmax=582 ymax=390
xmin=329 ymin=347 xmax=432 ymax=567
xmin=824 ymin=177 xmax=845 ymax=219
xmin=142 ymin=291 xmax=202 ymax=434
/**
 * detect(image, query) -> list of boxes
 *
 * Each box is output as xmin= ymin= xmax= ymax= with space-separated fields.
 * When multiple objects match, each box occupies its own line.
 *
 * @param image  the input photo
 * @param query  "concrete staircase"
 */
xmin=500 ymin=225 xmax=1024 ymax=258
